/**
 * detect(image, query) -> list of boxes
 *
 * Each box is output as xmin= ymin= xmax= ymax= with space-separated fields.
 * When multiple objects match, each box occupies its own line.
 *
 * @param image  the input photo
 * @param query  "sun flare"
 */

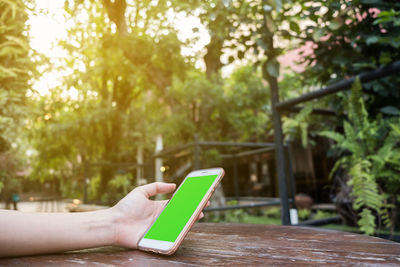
xmin=28 ymin=0 xmax=210 ymax=96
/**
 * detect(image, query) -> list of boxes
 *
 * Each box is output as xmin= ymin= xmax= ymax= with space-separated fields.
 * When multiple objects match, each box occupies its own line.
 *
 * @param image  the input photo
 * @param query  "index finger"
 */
xmin=137 ymin=182 xmax=176 ymax=198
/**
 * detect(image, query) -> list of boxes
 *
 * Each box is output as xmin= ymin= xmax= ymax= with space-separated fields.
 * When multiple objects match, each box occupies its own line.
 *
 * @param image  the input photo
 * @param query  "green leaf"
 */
xmin=380 ymin=106 xmax=400 ymax=115
xmin=5 ymin=35 xmax=30 ymax=51
xmin=275 ymin=0 xmax=282 ymax=12
xmin=358 ymin=208 xmax=376 ymax=235
xmin=266 ymin=60 xmax=280 ymax=78
xmin=237 ymin=50 xmax=245 ymax=60
xmin=366 ymin=36 xmax=379 ymax=45
xmin=379 ymin=52 xmax=393 ymax=65
xmin=289 ymin=21 xmax=300 ymax=33
xmin=319 ymin=131 xmax=344 ymax=143
xmin=256 ymin=38 xmax=268 ymax=52
xmin=361 ymin=0 xmax=380 ymax=4
xmin=1 ymin=0 xmax=18 ymax=19
xmin=328 ymin=19 xmax=342 ymax=31
xmin=312 ymin=28 xmax=325 ymax=42
xmin=0 ymin=65 xmax=17 ymax=78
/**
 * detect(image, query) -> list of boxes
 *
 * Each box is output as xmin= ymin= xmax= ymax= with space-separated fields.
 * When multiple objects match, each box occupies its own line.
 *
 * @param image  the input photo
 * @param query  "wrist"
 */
xmin=106 ymin=206 xmax=123 ymax=246
xmin=91 ymin=208 xmax=119 ymax=247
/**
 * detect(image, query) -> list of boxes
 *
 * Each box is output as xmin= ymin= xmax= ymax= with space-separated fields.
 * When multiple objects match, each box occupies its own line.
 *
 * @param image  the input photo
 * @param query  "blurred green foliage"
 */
xmin=298 ymin=209 xmax=311 ymax=221
xmin=0 ymin=0 xmax=36 ymax=195
xmin=313 ymin=210 xmax=335 ymax=220
xmin=206 ymin=201 xmax=282 ymax=225
xmin=299 ymin=0 xmax=400 ymax=115
xmin=263 ymin=206 xmax=281 ymax=219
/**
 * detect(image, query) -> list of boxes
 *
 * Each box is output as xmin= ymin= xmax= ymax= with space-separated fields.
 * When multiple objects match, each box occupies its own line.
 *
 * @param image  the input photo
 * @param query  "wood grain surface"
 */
xmin=1 ymin=223 xmax=400 ymax=266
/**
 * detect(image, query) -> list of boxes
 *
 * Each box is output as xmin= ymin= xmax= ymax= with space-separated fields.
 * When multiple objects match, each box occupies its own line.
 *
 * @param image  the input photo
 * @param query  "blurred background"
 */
xmin=1 ymin=0 xmax=399 ymax=240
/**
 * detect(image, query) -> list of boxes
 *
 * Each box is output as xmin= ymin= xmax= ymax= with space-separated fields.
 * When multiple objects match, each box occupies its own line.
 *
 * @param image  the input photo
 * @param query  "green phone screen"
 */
xmin=144 ymin=174 xmax=218 ymax=242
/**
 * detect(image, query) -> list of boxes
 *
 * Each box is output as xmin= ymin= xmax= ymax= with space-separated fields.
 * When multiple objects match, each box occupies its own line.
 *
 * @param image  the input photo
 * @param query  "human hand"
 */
xmin=110 ymin=182 xmax=209 ymax=249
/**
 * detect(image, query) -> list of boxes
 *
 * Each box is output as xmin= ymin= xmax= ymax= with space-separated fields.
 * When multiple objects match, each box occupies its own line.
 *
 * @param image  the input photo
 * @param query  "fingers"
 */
xmin=138 ymin=182 xmax=176 ymax=198
xmin=198 ymin=212 xmax=204 ymax=220
xmin=197 ymin=202 xmax=210 ymax=220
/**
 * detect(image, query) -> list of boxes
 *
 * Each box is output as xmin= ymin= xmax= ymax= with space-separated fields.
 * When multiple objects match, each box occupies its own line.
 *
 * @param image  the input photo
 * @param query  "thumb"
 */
xmin=138 ymin=182 xmax=176 ymax=198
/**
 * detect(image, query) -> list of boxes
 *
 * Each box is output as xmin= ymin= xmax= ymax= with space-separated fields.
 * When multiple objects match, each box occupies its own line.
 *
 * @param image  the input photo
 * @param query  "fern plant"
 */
xmin=320 ymin=77 xmax=400 ymax=235
xmin=282 ymin=105 xmax=314 ymax=148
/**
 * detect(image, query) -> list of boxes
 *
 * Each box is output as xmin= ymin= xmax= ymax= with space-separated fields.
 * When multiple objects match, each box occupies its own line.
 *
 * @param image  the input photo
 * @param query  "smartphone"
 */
xmin=138 ymin=167 xmax=225 ymax=255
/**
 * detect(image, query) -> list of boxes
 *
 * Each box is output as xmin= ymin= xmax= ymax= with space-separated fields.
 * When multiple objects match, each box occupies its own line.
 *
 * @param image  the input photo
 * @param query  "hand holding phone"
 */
xmin=138 ymin=168 xmax=225 ymax=255
xmin=111 ymin=182 xmax=177 ymax=249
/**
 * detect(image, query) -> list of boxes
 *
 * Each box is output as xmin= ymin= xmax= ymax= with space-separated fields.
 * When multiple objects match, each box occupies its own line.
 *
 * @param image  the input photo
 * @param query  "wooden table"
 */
xmin=2 ymin=223 xmax=400 ymax=266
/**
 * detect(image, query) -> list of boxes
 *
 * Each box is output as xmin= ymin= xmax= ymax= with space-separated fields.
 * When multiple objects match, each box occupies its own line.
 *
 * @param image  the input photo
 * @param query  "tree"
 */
xmin=0 ymin=0 xmax=36 ymax=194
xmin=30 ymin=0 xmax=188 ymax=199
xmin=163 ymin=65 xmax=269 ymax=146
xmin=299 ymin=0 xmax=400 ymax=114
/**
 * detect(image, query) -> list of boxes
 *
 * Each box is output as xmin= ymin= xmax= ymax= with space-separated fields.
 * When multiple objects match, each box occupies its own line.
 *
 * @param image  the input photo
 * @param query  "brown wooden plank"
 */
xmin=1 ymin=223 xmax=400 ymax=266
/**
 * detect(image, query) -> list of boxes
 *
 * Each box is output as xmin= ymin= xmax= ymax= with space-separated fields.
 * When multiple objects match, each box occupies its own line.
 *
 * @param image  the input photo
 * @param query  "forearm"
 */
xmin=0 ymin=209 xmax=116 ymax=257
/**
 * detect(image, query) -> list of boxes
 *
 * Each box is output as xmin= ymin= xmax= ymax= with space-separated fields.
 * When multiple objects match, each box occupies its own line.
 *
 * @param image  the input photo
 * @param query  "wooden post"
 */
xmin=155 ymin=134 xmax=163 ymax=184
xmin=136 ymin=145 xmax=144 ymax=186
